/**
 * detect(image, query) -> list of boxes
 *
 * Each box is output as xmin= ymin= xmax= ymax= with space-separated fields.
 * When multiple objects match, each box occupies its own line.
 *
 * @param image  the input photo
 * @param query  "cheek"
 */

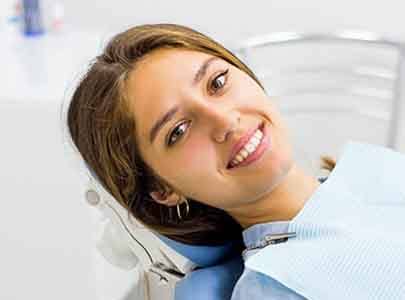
xmin=181 ymin=136 xmax=211 ymax=167
xmin=163 ymin=137 xmax=219 ymax=198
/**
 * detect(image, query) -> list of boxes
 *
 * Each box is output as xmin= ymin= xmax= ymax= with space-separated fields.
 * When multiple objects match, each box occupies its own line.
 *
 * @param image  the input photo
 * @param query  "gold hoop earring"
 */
xmin=176 ymin=196 xmax=189 ymax=220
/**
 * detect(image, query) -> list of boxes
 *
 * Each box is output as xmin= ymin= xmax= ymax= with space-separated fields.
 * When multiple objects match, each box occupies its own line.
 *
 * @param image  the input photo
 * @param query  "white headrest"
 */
xmin=83 ymin=163 xmax=196 ymax=274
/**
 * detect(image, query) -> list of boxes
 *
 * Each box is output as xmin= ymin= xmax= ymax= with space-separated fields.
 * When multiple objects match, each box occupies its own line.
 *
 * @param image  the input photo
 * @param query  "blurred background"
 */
xmin=1 ymin=1 xmax=405 ymax=299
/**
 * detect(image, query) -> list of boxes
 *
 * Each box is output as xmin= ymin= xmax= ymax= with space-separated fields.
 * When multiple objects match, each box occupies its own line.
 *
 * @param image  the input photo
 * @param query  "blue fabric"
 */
xmin=240 ymin=141 xmax=405 ymax=299
xmin=175 ymin=254 xmax=244 ymax=300
xmin=157 ymin=234 xmax=240 ymax=267
xmin=242 ymin=220 xmax=291 ymax=251
xmin=232 ymin=268 xmax=306 ymax=299
xmin=156 ymin=234 xmax=244 ymax=300
xmin=232 ymin=221 xmax=307 ymax=299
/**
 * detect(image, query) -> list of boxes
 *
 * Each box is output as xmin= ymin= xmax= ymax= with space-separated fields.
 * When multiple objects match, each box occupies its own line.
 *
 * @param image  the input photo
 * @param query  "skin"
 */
xmin=127 ymin=48 xmax=320 ymax=229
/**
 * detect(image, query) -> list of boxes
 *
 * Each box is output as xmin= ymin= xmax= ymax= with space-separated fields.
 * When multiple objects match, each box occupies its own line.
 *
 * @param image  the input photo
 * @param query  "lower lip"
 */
xmin=229 ymin=123 xmax=270 ymax=169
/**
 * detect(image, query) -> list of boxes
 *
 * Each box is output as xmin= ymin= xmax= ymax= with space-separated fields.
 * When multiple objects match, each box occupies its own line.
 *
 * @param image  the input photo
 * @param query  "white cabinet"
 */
xmin=0 ymin=26 xmax=140 ymax=300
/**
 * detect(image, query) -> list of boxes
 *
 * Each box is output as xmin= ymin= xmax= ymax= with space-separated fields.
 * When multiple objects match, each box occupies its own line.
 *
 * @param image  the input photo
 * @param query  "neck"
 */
xmin=228 ymin=164 xmax=321 ymax=229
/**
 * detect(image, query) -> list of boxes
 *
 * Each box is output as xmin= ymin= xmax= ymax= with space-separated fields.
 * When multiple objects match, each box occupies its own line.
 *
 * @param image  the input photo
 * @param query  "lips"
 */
xmin=227 ymin=121 xmax=264 ymax=168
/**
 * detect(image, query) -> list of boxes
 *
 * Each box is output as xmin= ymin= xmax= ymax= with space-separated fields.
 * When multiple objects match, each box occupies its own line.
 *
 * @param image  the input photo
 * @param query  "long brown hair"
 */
xmin=66 ymin=23 xmax=335 ymax=246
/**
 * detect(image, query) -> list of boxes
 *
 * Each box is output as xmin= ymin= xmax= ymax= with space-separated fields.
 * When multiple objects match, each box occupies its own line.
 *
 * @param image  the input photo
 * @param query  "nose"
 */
xmin=214 ymin=114 xmax=239 ymax=143
xmin=195 ymin=102 xmax=240 ymax=143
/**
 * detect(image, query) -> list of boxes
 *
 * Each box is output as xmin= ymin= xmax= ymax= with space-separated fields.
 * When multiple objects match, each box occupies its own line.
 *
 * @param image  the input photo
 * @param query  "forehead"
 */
xmin=126 ymin=49 xmax=219 ymax=140
xmin=128 ymin=48 xmax=214 ymax=97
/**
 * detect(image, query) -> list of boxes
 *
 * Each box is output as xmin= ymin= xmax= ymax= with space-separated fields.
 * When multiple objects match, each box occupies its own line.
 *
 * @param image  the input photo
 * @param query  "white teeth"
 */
xmin=254 ymin=130 xmax=263 ymax=139
xmin=230 ymin=129 xmax=264 ymax=167
xmin=240 ymin=149 xmax=249 ymax=158
xmin=245 ymin=143 xmax=256 ymax=153
xmin=250 ymin=137 xmax=260 ymax=146
xmin=235 ymin=154 xmax=244 ymax=162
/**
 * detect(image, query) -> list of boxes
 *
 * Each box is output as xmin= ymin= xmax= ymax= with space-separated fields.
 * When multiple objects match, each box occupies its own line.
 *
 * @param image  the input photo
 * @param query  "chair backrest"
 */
xmin=233 ymin=30 xmax=405 ymax=172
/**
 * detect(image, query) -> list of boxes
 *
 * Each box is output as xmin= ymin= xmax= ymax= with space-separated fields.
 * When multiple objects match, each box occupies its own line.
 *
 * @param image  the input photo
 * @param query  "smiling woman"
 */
xmin=66 ymin=23 xmax=336 ymax=246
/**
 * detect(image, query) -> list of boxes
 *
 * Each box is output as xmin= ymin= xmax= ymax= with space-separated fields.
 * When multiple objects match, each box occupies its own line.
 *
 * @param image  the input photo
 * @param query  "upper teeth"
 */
xmin=231 ymin=129 xmax=263 ymax=167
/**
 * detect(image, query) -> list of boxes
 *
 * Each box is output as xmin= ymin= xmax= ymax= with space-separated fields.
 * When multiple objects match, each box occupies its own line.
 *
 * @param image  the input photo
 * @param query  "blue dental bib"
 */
xmin=245 ymin=141 xmax=405 ymax=299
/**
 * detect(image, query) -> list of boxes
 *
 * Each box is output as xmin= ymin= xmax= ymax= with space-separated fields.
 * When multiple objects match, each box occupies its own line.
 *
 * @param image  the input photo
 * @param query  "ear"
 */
xmin=149 ymin=190 xmax=181 ymax=207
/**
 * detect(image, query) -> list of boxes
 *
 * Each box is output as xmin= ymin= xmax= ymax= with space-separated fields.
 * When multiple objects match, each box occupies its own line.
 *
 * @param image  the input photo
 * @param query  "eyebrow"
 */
xmin=149 ymin=56 xmax=220 ymax=144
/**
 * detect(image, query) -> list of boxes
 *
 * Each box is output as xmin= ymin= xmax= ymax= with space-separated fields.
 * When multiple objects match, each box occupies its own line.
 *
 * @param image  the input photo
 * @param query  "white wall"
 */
xmin=0 ymin=27 xmax=140 ymax=299
xmin=62 ymin=1 xmax=405 ymax=46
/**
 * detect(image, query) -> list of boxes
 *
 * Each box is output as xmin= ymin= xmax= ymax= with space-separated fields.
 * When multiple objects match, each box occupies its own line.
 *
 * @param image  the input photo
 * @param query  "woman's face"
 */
xmin=127 ymin=48 xmax=294 ymax=213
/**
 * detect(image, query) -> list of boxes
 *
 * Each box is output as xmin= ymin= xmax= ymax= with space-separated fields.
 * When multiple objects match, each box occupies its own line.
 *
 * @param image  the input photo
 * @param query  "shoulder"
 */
xmin=231 ymin=268 xmax=307 ymax=300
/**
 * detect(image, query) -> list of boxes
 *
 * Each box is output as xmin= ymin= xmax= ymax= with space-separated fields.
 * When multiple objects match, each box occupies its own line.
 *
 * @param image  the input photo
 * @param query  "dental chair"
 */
xmin=79 ymin=30 xmax=405 ymax=300
xmin=84 ymin=161 xmax=244 ymax=300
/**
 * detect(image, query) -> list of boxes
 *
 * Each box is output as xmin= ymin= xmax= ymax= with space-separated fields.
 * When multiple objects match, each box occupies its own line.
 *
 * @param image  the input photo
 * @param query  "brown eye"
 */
xmin=209 ymin=69 xmax=228 ymax=94
xmin=167 ymin=121 xmax=189 ymax=146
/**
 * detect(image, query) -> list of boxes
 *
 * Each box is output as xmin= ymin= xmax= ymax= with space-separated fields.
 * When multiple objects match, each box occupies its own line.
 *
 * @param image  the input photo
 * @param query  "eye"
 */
xmin=208 ymin=69 xmax=229 ymax=94
xmin=166 ymin=121 xmax=190 ymax=147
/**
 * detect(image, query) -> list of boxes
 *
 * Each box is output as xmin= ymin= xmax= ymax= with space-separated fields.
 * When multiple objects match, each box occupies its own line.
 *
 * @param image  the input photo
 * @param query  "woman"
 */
xmin=66 ymin=23 xmax=336 ymax=299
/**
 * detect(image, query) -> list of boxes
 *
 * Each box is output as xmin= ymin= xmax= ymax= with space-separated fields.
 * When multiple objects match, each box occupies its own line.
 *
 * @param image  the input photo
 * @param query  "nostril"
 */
xmin=224 ymin=131 xmax=232 ymax=141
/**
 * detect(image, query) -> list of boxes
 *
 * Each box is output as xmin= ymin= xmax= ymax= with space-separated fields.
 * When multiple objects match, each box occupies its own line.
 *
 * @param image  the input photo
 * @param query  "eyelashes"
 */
xmin=166 ymin=120 xmax=190 ymax=147
xmin=208 ymin=69 xmax=229 ymax=94
xmin=166 ymin=69 xmax=229 ymax=147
